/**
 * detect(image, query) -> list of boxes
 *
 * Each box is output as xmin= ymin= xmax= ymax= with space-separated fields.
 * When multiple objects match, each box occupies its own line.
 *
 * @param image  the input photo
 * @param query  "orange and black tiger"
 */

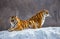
xmin=8 ymin=9 xmax=50 ymax=31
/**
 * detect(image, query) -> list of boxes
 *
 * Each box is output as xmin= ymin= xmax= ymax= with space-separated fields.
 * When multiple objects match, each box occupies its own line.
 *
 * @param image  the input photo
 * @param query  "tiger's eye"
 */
xmin=46 ymin=12 xmax=48 ymax=14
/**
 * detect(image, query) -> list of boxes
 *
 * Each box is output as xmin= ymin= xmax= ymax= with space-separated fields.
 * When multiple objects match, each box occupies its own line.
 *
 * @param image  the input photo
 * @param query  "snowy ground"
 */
xmin=0 ymin=27 xmax=60 ymax=39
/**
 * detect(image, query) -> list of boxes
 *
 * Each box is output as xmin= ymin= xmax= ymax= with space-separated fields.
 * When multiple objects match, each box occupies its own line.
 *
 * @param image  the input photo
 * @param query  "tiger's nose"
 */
xmin=47 ymin=14 xmax=52 ymax=17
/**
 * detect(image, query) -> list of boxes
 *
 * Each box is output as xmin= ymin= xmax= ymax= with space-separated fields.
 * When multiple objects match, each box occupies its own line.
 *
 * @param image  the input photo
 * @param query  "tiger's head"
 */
xmin=41 ymin=9 xmax=50 ymax=17
xmin=9 ymin=16 xmax=20 ymax=28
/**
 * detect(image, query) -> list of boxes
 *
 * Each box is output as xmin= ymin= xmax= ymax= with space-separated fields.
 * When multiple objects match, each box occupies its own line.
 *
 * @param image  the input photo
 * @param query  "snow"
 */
xmin=0 ymin=27 xmax=60 ymax=39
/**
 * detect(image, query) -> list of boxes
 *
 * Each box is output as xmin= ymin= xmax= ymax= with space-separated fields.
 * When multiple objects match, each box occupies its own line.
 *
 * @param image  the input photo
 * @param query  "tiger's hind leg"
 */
xmin=37 ymin=23 xmax=42 ymax=28
xmin=38 ymin=25 xmax=42 ymax=28
xmin=32 ymin=25 xmax=37 ymax=29
xmin=31 ymin=21 xmax=38 ymax=29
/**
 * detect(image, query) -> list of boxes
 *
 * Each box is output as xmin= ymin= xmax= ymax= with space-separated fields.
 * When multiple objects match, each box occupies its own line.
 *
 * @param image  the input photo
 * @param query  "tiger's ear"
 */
xmin=15 ymin=16 xmax=19 ymax=19
xmin=8 ymin=16 xmax=12 ymax=18
xmin=44 ymin=9 xmax=48 ymax=12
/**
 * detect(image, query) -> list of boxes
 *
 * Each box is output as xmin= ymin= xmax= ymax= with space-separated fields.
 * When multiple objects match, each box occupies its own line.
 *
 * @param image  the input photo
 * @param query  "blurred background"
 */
xmin=0 ymin=0 xmax=60 ymax=31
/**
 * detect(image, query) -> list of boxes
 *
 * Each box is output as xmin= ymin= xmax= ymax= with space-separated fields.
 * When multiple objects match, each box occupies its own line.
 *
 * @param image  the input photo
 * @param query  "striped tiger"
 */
xmin=8 ymin=9 xmax=50 ymax=31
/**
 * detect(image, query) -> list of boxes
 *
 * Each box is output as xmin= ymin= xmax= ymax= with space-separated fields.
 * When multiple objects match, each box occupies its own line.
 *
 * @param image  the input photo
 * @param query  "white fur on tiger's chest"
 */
xmin=10 ymin=22 xmax=16 ymax=28
xmin=41 ymin=16 xmax=46 ymax=26
xmin=10 ymin=22 xmax=15 ymax=28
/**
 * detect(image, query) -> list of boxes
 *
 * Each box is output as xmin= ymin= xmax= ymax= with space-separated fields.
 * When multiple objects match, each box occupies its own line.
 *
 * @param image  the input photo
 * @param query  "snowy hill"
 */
xmin=0 ymin=27 xmax=60 ymax=39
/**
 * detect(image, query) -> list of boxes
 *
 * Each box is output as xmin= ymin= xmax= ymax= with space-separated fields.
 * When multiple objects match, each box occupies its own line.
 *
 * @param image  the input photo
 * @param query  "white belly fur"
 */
xmin=41 ymin=17 xmax=45 ymax=26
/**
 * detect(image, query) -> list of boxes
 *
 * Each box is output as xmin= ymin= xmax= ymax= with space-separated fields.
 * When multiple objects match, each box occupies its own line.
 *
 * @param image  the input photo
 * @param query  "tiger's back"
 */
xmin=27 ymin=10 xmax=49 ymax=28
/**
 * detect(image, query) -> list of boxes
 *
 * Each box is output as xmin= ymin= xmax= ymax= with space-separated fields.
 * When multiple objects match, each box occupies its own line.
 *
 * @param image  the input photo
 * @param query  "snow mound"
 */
xmin=0 ymin=27 xmax=60 ymax=39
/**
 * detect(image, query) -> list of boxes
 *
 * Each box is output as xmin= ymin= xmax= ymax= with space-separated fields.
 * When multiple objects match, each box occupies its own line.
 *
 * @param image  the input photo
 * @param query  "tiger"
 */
xmin=8 ymin=9 xmax=50 ymax=31
xmin=8 ymin=16 xmax=29 ymax=31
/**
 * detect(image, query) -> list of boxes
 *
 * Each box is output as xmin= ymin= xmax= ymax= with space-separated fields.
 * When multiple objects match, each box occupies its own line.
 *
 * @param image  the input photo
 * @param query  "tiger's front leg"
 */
xmin=8 ymin=28 xmax=15 ymax=32
xmin=8 ymin=25 xmax=23 ymax=31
